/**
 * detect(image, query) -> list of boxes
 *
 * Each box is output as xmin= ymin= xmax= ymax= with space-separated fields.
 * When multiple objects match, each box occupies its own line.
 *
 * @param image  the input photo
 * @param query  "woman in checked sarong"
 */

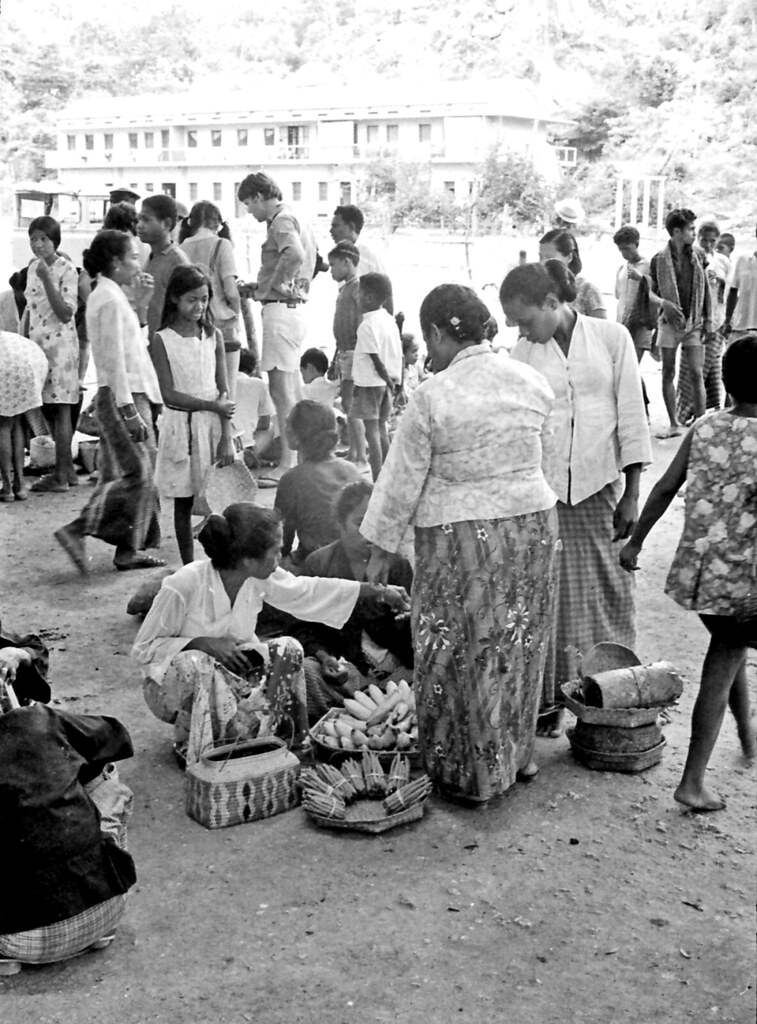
xmin=361 ymin=284 xmax=560 ymax=804
xmin=501 ymin=261 xmax=652 ymax=736
xmin=54 ymin=230 xmax=164 ymax=574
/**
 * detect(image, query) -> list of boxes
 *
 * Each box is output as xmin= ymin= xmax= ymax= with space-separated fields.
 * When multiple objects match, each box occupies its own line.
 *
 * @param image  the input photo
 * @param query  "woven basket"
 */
xmin=309 ymin=708 xmax=421 ymax=768
xmin=306 ymin=798 xmax=425 ymax=834
xmin=568 ymin=729 xmax=665 ymax=773
xmin=193 ymin=460 xmax=258 ymax=517
xmin=561 ymin=681 xmax=663 ymax=727
xmin=185 ymin=736 xmax=300 ymax=829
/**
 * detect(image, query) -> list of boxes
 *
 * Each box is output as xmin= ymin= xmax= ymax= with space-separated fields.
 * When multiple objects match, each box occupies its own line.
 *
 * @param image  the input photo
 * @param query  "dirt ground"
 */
xmin=1 ymin=365 xmax=755 ymax=1024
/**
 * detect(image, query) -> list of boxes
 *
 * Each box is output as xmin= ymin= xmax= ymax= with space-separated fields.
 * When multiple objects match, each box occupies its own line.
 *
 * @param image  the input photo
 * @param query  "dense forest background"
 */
xmin=1 ymin=0 xmax=754 ymax=230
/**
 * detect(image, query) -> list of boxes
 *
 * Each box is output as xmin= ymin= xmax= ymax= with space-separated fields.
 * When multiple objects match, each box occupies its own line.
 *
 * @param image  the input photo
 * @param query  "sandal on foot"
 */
xmin=256 ymin=476 xmax=280 ymax=489
xmin=54 ymin=527 xmax=90 ymax=574
xmin=31 ymin=474 xmax=68 ymax=493
xmin=114 ymin=553 xmax=167 ymax=571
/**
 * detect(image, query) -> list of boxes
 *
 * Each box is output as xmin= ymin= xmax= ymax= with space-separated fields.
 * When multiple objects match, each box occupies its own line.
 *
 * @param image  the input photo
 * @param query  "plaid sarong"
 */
xmin=676 ymin=333 xmax=724 ymax=426
xmin=0 ymin=896 xmax=125 ymax=964
xmin=545 ymin=482 xmax=636 ymax=708
xmin=77 ymin=386 xmax=160 ymax=549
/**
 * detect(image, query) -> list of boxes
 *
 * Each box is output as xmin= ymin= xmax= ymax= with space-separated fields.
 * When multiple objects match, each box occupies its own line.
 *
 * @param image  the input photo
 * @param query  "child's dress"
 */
xmin=665 ymin=411 xmax=757 ymax=616
xmin=154 ymin=328 xmax=222 ymax=498
xmin=25 ymin=257 xmax=80 ymax=404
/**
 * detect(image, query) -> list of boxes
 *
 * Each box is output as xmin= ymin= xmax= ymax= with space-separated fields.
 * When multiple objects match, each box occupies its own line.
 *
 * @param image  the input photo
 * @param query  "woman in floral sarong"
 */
xmin=362 ymin=284 xmax=559 ymax=804
xmin=132 ymin=503 xmax=409 ymax=765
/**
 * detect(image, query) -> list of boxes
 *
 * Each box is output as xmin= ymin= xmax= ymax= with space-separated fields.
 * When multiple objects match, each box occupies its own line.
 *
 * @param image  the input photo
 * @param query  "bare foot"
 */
xmin=536 ymin=708 xmax=565 ymax=738
xmin=54 ymin=525 xmax=90 ymax=574
xmin=517 ymin=761 xmax=539 ymax=781
xmin=737 ymin=714 xmax=757 ymax=762
xmin=655 ymin=426 xmax=683 ymax=439
xmin=673 ymin=783 xmax=726 ymax=812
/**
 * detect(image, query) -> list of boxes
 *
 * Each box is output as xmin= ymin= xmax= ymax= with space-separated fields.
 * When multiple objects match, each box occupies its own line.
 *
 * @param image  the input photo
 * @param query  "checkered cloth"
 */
xmin=676 ymin=333 xmax=724 ymax=425
xmin=545 ymin=482 xmax=636 ymax=708
xmin=0 ymin=895 xmax=125 ymax=964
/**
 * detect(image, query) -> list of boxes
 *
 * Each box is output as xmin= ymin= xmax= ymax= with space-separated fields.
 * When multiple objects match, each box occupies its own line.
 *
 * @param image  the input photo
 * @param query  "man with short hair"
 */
xmin=725 ymin=224 xmax=757 ymax=342
xmin=330 ymin=205 xmax=393 ymax=312
xmin=109 ymin=185 xmax=140 ymax=206
xmin=650 ymin=208 xmax=713 ymax=435
xmin=328 ymin=239 xmax=366 ymax=465
xmin=237 ymin=172 xmax=317 ymax=470
xmin=613 ymin=224 xmax=652 ymax=416
xmin=136 ymin=194 xmax=189 ymax=343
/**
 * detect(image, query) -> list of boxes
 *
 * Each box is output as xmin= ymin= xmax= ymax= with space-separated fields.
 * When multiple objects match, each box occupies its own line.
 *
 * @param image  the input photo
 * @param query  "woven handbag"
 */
xmin=192 ymin=459 xmax=258 ymax=518
xmin=185 ymin=736 xmax=300 ymax=829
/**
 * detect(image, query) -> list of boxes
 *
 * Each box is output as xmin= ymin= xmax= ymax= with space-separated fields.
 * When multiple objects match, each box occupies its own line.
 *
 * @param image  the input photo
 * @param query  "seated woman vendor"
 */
xmin=0 ymin=621 xmax=136 ymax=971
xmin=132 ymin=502 xmax=410 ymax=764
xmin=294 ymin=481 xmax=414 ymax=721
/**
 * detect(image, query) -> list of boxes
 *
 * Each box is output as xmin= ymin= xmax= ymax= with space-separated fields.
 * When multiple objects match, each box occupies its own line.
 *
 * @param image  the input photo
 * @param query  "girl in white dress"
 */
xmin=152 ymin=265 xmax=236 ymax=564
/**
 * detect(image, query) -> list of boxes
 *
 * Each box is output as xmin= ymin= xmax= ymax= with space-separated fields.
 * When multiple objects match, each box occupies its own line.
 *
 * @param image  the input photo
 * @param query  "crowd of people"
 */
xmin=1 ymin=174 xmax=755 ymax=967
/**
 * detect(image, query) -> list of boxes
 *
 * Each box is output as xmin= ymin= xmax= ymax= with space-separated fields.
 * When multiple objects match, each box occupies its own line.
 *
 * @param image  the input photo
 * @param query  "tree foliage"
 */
xmin=0 ymin=0 xmax=753 ymax=228
xmin=476 ymin=151 xmax=555 ymax=231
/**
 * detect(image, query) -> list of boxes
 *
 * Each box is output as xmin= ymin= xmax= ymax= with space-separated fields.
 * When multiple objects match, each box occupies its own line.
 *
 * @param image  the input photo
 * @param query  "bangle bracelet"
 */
xmin=123 ymin=413 xmax=140 ymax=421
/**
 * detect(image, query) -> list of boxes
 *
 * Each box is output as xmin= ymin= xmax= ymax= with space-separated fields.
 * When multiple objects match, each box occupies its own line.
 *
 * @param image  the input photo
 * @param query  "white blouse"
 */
xmin=132 ymin=559 xmax=360 ymax=684
xmin=86 ymin=275 xmax=161 ymax=405
xmin=511 ymin=315 xmax=652 ymax=505
xmin=359 ymin=343 xmax=557 ymax=553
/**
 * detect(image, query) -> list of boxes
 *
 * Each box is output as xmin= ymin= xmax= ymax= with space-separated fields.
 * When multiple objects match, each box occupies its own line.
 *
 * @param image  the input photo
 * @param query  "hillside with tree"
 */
xmin=1 ymin=0 xmax=752 ymax=229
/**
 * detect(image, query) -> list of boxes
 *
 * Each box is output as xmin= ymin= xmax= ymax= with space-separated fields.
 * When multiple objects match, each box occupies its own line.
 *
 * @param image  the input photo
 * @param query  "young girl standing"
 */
xmin=152 ymin=266 xmax=236 ymax=564
xmin=24 ymin=216 xmax=80 ymax=492
xmin=179 ymin=202 xmax=242 ymax=399
xmin=620 ymin=334 xmax=757 ymax=812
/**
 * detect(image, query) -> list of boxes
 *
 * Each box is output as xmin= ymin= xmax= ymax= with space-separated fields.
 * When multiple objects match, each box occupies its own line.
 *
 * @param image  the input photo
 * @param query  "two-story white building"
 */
xmin=45 ymin=79 xmax=570 ymax=219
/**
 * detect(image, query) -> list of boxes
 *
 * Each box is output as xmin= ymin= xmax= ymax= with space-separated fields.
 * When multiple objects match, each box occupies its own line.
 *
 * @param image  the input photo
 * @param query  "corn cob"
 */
xmin=303 ymin=792 xmax=346 ymax=819
xmin=340 ymin=758 xmax=367 ymax=796
xmin=301 ymin=777 xmax=349 ymax=802
xmin=316 ymin=763 xmax=357 ymax=800
xmin=299 ymin=767 xmax=332 ymax=794
xmin=385 ymin=753 xmax=410 ymax=794
xmin=362 ymin=749 xmax=387 ymax=796
xmin=383 ymin=775 xmax=432 ymax=814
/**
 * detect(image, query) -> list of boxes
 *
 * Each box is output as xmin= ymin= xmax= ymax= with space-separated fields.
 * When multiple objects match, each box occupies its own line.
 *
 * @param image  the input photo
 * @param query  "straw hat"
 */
xmin=554 ymin=198 xmax=585 ymax=226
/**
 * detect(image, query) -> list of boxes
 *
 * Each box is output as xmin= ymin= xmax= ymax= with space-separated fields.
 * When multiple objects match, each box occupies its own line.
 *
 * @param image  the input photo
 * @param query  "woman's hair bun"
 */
xmin=543 ymin=259 xmax=578 ymax=304
xmin=197 ymin=513 xmax=230 ymax=560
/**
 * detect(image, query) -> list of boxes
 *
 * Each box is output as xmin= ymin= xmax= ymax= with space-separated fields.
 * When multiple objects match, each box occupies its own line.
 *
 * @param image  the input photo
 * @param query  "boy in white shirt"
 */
xmin=299 ymin=347 xmax=338 ymax=408
xmin=235 ymin=349 xmax=275 ymax=469
xmin=351 ymin=273 xmax=402 ymax=480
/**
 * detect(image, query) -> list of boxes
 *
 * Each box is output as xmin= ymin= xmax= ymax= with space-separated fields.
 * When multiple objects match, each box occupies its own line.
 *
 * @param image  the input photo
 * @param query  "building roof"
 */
xmin=59 ymin=78 xmax=570 ymax=126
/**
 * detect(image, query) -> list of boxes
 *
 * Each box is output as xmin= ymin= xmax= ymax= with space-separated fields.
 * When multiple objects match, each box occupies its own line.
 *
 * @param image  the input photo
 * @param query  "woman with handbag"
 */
xmin=620 ymin=334 xmax=757 ymax=812
xmin=54 ymin=231 xmax=165 ymax=574
xmin=180 ymin=202 xmax=242 ymax=399
xmin=133 ymin=503 xmax=409 ymax=766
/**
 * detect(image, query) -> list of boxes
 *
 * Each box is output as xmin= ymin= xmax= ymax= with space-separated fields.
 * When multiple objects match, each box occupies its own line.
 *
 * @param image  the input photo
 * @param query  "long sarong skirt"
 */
xmin=544 ymin=482 xmax=636 ymax=709
xmin=413 ymin=509 xmax=559 ymax=802
xmin=78 ymin=386 xmax=160 ymax=550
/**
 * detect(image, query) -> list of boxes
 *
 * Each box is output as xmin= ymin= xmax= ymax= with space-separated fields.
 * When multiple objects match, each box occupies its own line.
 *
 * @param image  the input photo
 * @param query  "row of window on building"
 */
xmin=66 ymin=122 xmax=433 ymax=152
xmin=110 ymin=177 xmax=463 ymax=208
xmin=113 ymin=179 xmax=356 ymax=208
